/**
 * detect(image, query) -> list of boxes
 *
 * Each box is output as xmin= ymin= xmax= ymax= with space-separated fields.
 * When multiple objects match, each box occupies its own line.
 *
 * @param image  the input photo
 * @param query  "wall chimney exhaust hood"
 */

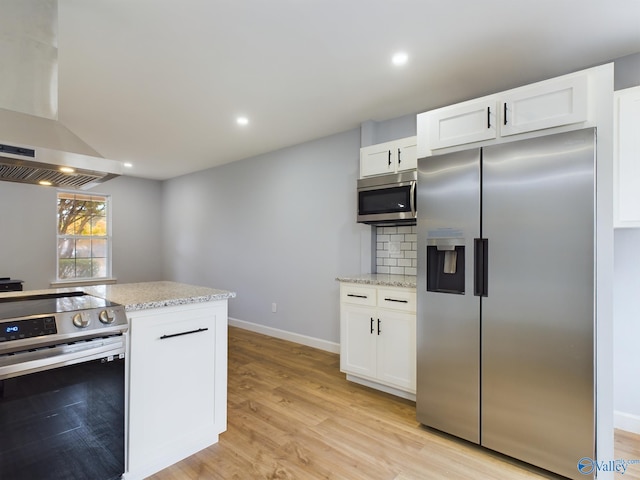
xmin=0 ymin=0 xmax=122 ymax=189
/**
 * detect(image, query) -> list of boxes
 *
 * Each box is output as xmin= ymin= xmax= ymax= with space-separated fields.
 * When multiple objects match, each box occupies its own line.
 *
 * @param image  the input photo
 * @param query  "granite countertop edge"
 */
xmin=119 ymin=293 xmax=237 ymax=312
xmin=82 ymin=281 xmax=236 ymax=312
xmin=336 ymin=274 xmax=417 ymax=289
xmin=0 ymin=281 xmax=236 ymax=312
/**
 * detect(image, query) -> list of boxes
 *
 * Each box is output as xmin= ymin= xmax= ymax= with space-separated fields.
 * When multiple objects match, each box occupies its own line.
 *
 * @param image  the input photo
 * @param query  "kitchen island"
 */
xmin=82 ymin=280 xmax=236 ymax=310
xmin=87 ymin=281 xmax=236 ymax=480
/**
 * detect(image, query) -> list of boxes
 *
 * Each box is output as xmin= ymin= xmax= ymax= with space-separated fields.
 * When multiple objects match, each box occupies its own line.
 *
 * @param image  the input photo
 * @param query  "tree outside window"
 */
xmin=57 ymin=192 xmax=111 ymax=280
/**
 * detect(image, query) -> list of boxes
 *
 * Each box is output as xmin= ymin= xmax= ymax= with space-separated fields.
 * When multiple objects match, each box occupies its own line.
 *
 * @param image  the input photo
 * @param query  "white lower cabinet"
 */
xmin=340 ymin=283 xmax=416 ymax=398
xmin=125 ymin=301 xmax=228 ymax=480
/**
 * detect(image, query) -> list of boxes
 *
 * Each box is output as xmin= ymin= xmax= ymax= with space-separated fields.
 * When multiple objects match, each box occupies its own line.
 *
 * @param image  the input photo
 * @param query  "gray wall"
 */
xmin=162 ymin=128 xmax=368 ymax=344
xmin=0 ymin=181 xmax=55 ymax=290
xmin=360 ymin=113 xmax=417 ymax=147
xmin=103 ymin=175 xmax=164 ymax=284
xmin=0 ymin=175 xmax=163 ymax=290
xmin=613 ymin=51 xmax=640 ymax=425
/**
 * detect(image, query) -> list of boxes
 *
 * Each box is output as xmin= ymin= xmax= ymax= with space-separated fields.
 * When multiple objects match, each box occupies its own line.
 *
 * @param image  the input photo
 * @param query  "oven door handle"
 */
xmin=0 ymin=336 xmax=126 ymax=380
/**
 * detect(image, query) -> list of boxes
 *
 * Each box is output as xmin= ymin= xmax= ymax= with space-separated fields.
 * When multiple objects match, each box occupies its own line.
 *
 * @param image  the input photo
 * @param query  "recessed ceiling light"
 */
xmin=392 ymin=52 xmax=409 ymax=66
xmin=236 ymin=116 xmax=249 ymax=126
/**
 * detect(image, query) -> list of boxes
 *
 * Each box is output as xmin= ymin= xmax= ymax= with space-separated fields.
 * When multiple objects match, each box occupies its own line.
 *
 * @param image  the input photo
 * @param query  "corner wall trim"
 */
xmin=614 ymin=410 xmax=640 ymax=435
xmin=228 ymin=317 xmax=340 ymax=354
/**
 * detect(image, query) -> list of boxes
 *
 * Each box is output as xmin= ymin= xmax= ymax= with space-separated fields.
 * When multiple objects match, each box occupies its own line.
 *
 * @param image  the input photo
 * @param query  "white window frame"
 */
xmin=56 ymin=190 xmax=113 ymax=283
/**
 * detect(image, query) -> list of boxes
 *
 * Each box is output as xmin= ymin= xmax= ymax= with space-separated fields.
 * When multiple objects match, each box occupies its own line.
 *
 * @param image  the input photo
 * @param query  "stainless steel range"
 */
xmin=0 ymin=291 xmax=128 ymax=480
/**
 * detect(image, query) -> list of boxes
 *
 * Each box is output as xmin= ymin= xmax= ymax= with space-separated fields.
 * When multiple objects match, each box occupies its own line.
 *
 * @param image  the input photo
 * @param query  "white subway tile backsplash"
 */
xmin=374 ymin=225 xmax=418 ymax=277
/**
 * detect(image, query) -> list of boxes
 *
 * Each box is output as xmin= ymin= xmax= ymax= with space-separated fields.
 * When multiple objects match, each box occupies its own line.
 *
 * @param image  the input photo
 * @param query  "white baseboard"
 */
xmin=228 ymin=317 xmax=340 ymax=354
xmin=614 ymin=410 xmax=640 ymax=434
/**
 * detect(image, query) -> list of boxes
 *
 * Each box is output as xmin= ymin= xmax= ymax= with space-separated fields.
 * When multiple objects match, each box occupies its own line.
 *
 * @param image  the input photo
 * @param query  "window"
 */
xmin=57 ymin=191 xmax=111 ymax=281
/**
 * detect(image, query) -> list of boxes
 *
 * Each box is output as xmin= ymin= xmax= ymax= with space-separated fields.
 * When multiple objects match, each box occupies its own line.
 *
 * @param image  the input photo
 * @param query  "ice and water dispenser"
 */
xmin=426 ymin=237 xmax=488 ymax=296
xmin=426 ymin=239 xmax=465 ymax=294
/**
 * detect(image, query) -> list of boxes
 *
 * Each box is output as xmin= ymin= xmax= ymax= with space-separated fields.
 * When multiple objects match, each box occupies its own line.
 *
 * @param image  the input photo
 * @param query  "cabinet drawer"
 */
xmin=340 ymin=284 xmax=377 ymax=306
xmin=377 ymin=288 xmax=416 ymax=313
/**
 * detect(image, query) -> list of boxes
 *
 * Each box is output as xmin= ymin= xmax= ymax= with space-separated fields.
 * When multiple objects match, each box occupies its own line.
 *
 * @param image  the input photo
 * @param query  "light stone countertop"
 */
xmin=335 ymin=273 xmax=417 ymax=289
xmin=82 ymin=281 xmax=236 ymax=311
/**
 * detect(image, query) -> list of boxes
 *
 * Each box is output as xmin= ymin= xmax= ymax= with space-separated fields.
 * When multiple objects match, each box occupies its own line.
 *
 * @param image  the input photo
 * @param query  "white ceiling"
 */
xmin=56 ymin=0 xmax=640 ymax=180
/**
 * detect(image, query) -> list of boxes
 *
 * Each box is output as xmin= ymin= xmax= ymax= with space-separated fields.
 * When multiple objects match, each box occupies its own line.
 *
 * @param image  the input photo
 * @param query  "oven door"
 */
xmin=357 ymin=178 xmax=416 ymax=225
xmin=0 ymin=341 xmax=125 ymax=480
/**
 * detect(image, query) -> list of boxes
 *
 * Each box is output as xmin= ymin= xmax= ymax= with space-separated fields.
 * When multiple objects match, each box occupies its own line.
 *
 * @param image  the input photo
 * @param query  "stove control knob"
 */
xmin=72 ymin=312 xmax=90 ymax=328
xmin=99 ymin=309 xmax=115 ymax=324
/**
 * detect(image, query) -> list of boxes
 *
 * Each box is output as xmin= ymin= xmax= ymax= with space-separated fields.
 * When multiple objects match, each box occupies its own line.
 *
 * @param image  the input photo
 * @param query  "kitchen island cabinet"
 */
xmin=84 ymin=281 xmax=235 ymax=480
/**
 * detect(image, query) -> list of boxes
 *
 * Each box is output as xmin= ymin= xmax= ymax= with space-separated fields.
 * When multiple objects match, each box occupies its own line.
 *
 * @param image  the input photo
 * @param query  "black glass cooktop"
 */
xmin=0 ymin=292 xmax=118 ymax=321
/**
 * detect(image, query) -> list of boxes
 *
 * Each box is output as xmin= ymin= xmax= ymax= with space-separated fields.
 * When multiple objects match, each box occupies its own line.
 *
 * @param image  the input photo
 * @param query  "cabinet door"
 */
xmin=396 ymin=136 xmax=418 ymax=172
xmin=427 ymin=99 xmax=497 ymax=149
xmin=500 ymin=74 xmax=587 ymax=136
xmin=340 ymin=304 xmax=377 ymax=379
xmin=615 ymin=86 xmax=640 ymax=227
xmin=376 ymin=309 xmax=416 ymax=392
xmin=128 ymin=305 xmax=221 ymax=474
xmin=360 ymin=141 xmax=395 ymax=177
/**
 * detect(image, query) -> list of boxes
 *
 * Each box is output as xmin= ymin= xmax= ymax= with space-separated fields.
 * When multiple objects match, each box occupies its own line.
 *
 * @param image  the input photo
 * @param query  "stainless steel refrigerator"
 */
xmin=416 ymin=128 xmax=595 ymax=479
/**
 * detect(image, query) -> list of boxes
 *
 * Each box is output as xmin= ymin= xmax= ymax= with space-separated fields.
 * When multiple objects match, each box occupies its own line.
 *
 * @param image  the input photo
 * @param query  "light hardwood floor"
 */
xmin=149 ymin=326 xmax=640 ymax=480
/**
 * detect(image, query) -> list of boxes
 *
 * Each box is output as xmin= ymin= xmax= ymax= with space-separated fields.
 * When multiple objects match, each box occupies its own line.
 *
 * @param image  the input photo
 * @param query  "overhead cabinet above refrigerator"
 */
xmin=416 ymin=128 xmax=596 ymax=480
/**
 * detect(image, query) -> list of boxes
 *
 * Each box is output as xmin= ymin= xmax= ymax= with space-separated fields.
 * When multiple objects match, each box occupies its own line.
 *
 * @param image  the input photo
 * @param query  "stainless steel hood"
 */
xmin=0 ymin=0 xmax=122 ymax=189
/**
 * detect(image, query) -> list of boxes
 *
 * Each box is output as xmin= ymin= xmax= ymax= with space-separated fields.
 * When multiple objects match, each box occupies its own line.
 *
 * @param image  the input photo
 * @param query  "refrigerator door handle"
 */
xmin=474 ymin=238 xmax=488 ymax=297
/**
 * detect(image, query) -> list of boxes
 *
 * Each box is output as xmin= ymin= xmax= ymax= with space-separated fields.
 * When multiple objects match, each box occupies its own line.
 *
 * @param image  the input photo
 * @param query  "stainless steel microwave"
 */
xmin=357 ymin=170 xmax=417 ymax=225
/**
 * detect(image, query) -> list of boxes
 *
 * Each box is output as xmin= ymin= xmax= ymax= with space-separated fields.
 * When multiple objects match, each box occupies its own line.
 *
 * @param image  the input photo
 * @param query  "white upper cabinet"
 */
xmin=427 ymin=99 xmax=497 ymax=150
xmin=500 ymin=75 xmax=587 ymax=136
xmin=614 ymin=86 xmax=640 ymax=228
xmin=418 ymin=68 xmax=594 ymax=155
xmin=360 ymin=136 xmax=417 ymax=178
xmin=396 ymin=136 xmax=418 ymax=172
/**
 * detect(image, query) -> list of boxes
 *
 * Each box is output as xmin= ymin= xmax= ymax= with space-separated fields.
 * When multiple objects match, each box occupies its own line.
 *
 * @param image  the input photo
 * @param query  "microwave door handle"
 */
xmin=410 ymin=181 xmax=416 ymax=217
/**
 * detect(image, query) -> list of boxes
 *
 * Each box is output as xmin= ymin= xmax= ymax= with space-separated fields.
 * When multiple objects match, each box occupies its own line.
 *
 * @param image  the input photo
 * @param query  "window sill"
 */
xmin=50 ymin=278 xmax=118 ymax=288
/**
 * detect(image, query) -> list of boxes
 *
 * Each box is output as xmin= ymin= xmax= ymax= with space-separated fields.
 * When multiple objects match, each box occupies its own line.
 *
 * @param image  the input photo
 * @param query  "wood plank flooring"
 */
xmin=149 ymin=326 xmax=640 ymax=480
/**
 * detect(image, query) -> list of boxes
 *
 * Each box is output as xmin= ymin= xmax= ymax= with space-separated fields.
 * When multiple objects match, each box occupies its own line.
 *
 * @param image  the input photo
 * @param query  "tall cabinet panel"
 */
xmin=481 ymin=129 xmax=595 ymax=479
xmin=416 ymin=148 xmax=481 ymax=443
